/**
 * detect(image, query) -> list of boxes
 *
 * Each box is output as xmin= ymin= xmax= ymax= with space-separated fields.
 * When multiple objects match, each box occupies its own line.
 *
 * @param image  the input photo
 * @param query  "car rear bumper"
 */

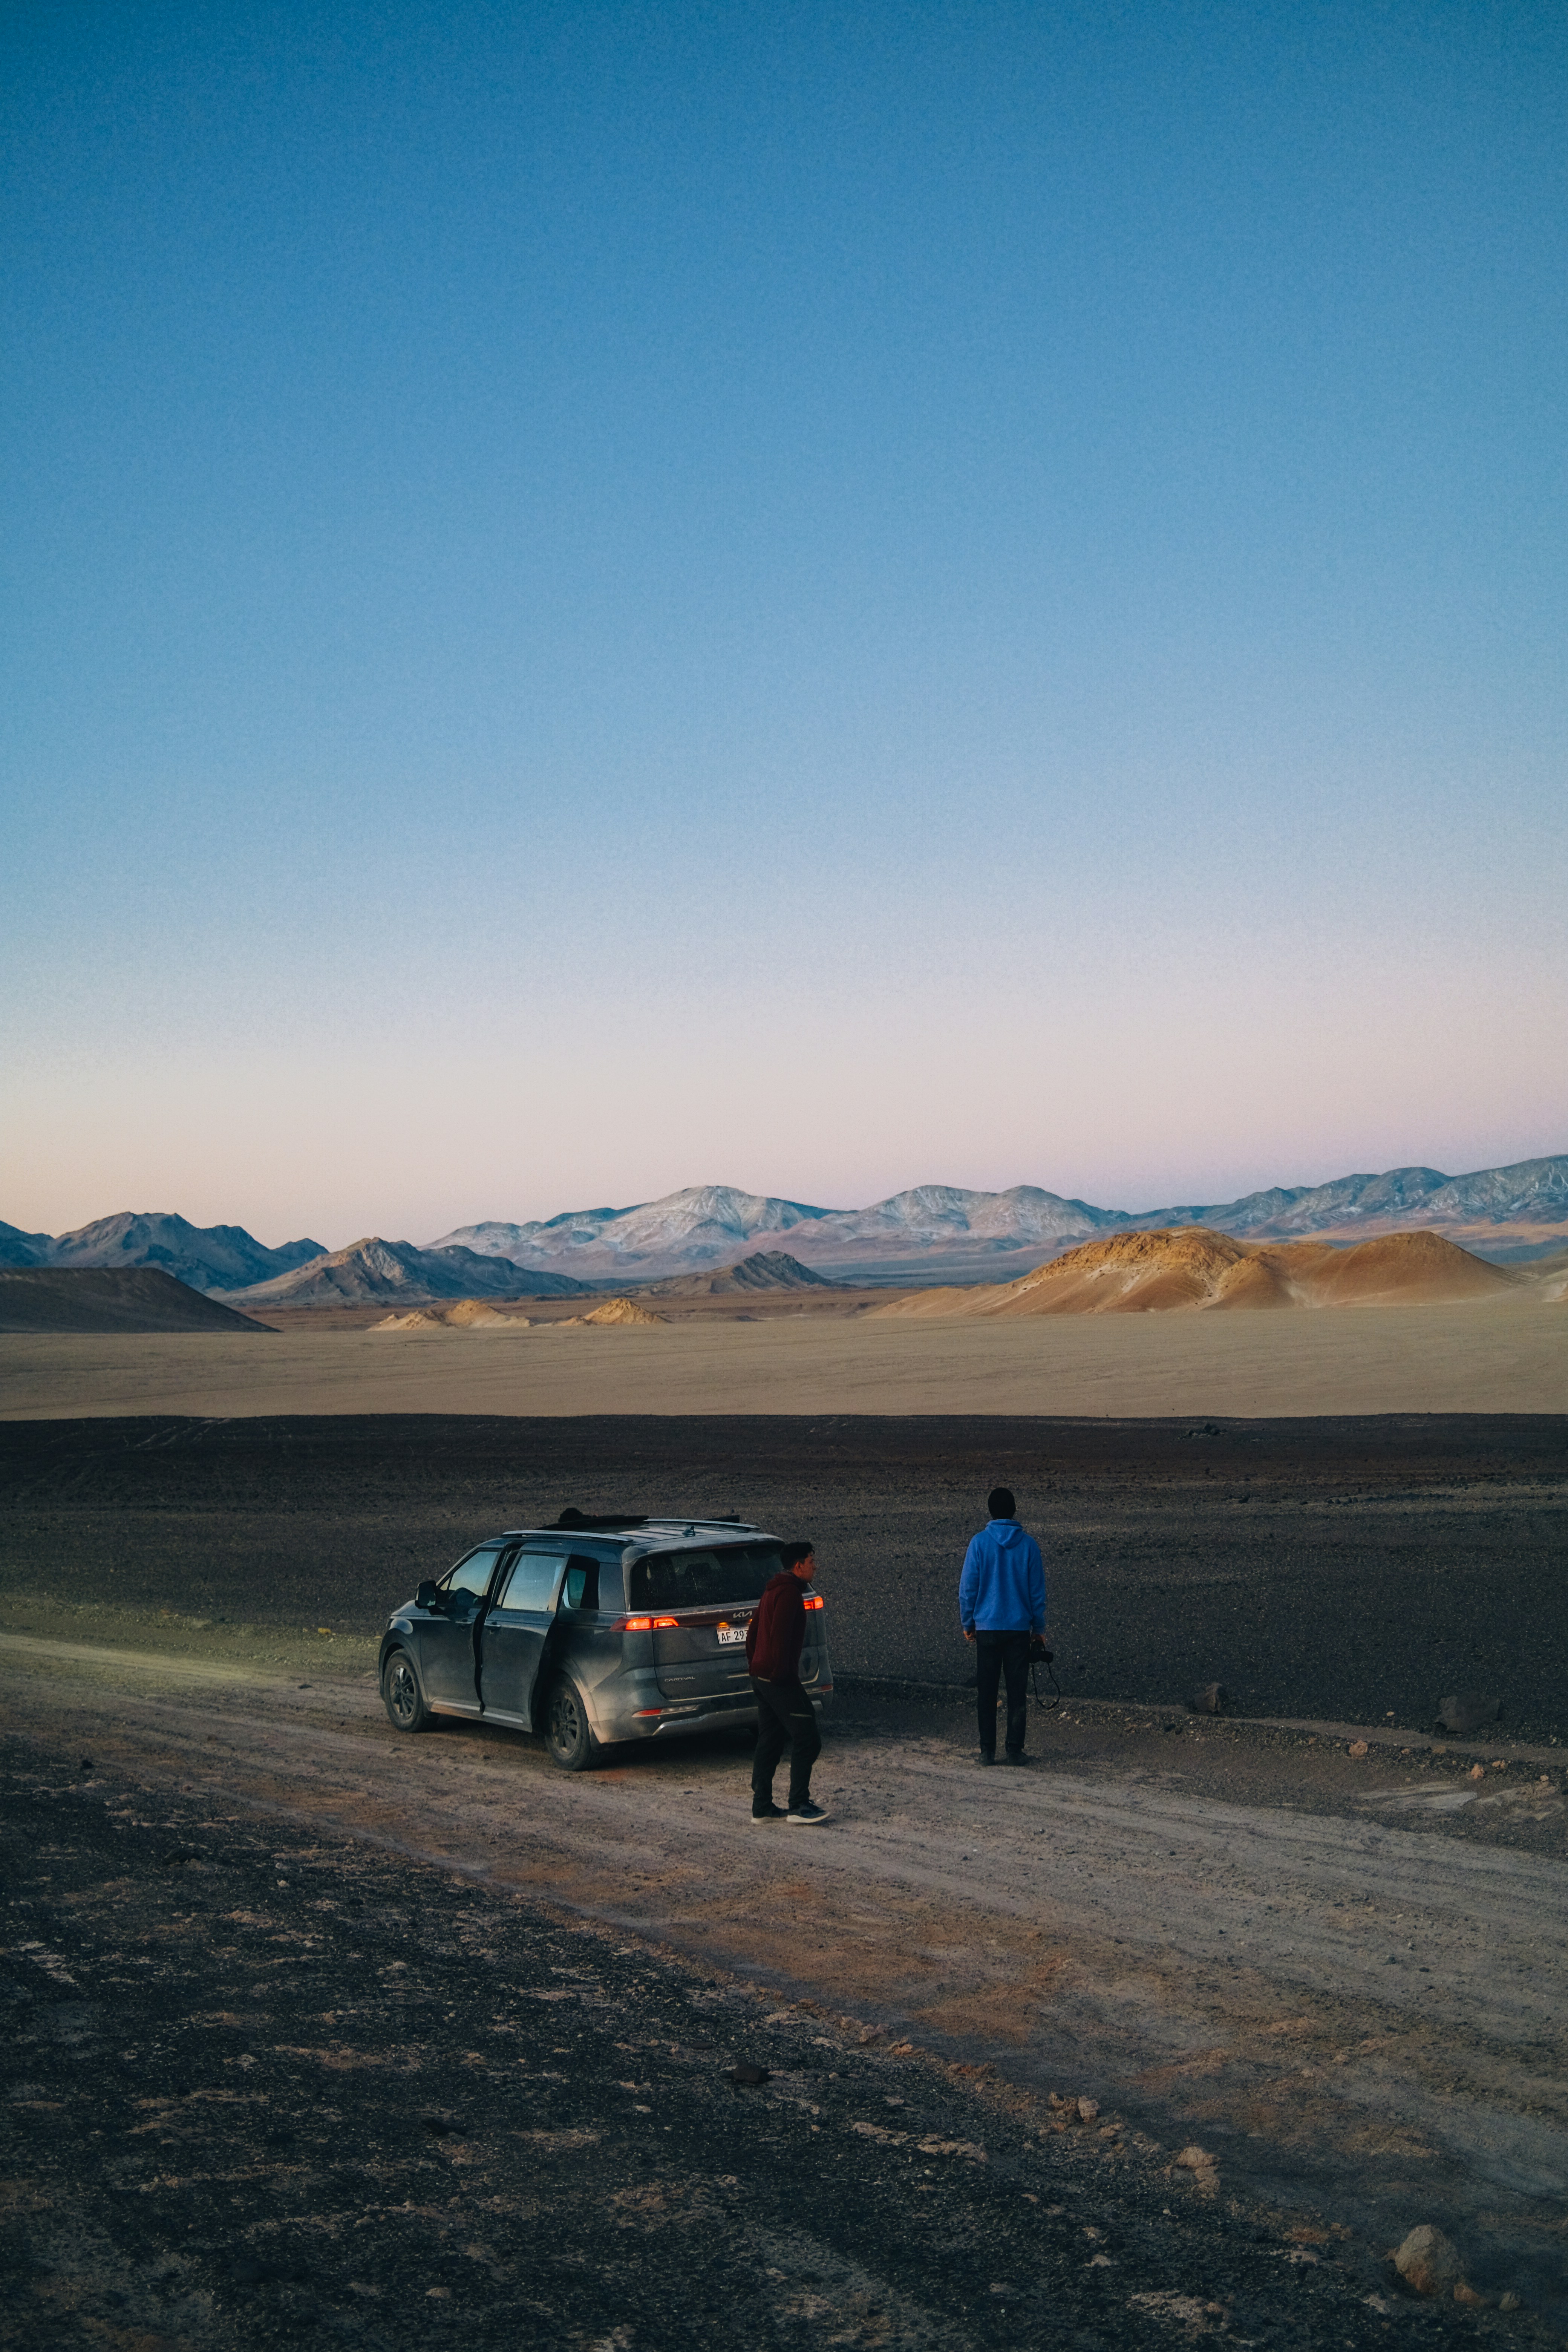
xmin=597 ymin=1687 xmax=831 ymax=1744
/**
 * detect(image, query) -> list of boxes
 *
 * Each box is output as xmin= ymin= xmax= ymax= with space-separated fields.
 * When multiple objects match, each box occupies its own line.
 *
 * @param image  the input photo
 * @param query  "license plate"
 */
xmin=717 ymin=1625 xmax=749 ymax=1646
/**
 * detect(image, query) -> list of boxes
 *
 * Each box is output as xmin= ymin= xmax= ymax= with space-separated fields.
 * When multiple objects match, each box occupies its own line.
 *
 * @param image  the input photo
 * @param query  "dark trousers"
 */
xmin=975 ymin=1631 xmax=1031 ymax=1757
xmin=751 ymin=1676 xmax=821 ymax=1811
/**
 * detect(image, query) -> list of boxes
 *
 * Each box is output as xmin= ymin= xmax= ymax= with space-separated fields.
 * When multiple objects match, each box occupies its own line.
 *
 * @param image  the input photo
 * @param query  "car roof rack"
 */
xmin=547 ymin=1508 xmax=763 ymax=1534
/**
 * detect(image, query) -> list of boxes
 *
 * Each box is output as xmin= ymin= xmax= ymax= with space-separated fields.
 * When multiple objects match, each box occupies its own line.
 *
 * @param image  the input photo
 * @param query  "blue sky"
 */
xmin=3 ymin=1 xmax=1564 ymax=1243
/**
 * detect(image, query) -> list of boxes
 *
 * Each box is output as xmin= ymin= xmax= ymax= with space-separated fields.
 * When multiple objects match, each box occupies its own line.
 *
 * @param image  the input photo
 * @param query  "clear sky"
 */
xmin=3 ymin=1 xmax=1565 ymax=1246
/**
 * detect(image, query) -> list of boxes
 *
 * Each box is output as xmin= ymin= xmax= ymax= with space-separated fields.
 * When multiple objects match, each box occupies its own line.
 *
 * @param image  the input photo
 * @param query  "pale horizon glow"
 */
xmin=3 ymin=3 xmax=1565 ymax=1248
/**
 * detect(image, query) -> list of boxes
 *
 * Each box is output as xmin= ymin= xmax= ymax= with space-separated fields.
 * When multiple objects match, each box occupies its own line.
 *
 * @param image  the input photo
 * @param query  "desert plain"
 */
xmin=2 ymin=1279 xmax=1567 ymax=1421
xmin=2 ymin=1296 xmax=1566 ymax=2349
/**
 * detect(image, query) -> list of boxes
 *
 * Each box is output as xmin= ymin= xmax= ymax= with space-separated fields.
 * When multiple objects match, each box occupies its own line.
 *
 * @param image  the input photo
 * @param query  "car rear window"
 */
xmin=628 ymin=1544 xmax=783 ymax=1612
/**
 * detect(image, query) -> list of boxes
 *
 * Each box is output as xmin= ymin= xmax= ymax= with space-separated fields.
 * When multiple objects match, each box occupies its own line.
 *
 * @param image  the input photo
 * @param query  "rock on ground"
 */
xmin=1395 ymin=2223 xmax=1464 ymax=2297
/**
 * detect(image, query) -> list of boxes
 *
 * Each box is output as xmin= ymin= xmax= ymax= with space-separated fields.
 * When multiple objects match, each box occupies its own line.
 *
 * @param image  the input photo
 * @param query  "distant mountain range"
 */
xmin=216 ymin=1238 xmax=590 ymax=1311
xmin=0 ymin=1211 xmax=326 ymax=1292
xmin=5 ymin=1153 xmax=1565 ymax=1302
xmin=430 ymin=1158 xmax=1568 ymax=1284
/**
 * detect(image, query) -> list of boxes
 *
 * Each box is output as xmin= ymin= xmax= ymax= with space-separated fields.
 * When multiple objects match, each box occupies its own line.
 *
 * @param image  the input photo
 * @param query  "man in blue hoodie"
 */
xmin=959 ymin=1485 xmax=1047 ymax=1766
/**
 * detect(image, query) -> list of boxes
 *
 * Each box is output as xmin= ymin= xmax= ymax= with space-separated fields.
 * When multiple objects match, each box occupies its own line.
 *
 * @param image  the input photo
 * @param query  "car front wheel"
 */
xmin=383 ymin=1649 xmax=433 ymax=1733
xmin=545 ymin=1678 xmax=599 ymax=1772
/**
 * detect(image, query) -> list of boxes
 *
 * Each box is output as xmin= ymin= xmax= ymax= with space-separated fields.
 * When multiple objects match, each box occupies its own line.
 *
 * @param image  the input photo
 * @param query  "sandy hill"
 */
xmin=0 ymin=1267 xmax=275 ymax=1334
xmin=557 ymin=1297 xmax=666 ymax=1327
xmin=370 ymin=1300 xmax=529 ymax=1331
xmin=222 ymin=1239 xmax=588 ymax=1310
xmin=635 ymin=1251 xmax=839 ymax=1298
xmin=871 ymin=1228 xmax=1524 ymax=1319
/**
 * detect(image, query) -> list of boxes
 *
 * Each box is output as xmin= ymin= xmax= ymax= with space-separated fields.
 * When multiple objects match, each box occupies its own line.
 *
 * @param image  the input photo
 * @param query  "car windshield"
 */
xmin=628 ymin=1544 xmax=783 ymax=1612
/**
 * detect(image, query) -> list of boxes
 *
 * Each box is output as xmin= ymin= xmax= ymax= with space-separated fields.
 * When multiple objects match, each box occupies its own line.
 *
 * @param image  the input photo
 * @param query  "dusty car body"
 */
xmin=378 ymin=1511 xmax=832 ymax=1769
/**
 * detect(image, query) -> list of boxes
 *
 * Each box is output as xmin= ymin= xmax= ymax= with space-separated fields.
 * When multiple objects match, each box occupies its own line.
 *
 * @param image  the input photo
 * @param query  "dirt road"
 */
xmin=5 ymin=1632 xmax=1564 ymax=2338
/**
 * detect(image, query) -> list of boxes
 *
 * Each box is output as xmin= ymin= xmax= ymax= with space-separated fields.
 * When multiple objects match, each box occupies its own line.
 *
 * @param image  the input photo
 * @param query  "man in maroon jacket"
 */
xmin=745 ymin=1541 xmax=828 ymax=1824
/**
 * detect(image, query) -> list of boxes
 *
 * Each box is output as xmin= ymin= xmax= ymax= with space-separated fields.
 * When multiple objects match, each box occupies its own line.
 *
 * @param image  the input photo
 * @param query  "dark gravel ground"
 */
xmin=0 ymin=1730 xmax=1518 ymax=2352
xmin=1 ymin=1414 xmax=1564 ymax=1736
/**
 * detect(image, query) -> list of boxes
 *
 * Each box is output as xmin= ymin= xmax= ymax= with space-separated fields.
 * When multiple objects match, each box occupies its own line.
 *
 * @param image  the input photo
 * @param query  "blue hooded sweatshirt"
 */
xmin=959 ymin=1518 xmax=1046 ymax=1636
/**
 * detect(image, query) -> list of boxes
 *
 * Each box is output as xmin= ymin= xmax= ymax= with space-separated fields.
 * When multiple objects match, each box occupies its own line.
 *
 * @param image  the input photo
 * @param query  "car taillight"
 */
xmin=616 ymin=1615 xmax=679 ymax=1631
xmin=804 ymin=1594 xmax=825 ymax=1611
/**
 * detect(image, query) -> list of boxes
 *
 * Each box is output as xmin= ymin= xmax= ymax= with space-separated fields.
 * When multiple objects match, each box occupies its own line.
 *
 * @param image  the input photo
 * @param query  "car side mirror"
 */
xmin=416 ymin=1580 xmax=441 ymax=1611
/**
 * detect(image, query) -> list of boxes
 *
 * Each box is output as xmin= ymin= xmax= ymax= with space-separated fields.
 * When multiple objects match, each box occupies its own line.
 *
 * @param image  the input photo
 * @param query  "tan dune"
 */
xmin=872 ymin=1226 xmax=1523 ymax=1318
xmin=369 ymin=1299 xmax=530 ymax=1332
xmin=997 ymin=1227 xmax=1280 ymax=1314
xmin=556 ymin=1296 xmax=666 ymax=1328
xmin=1294 ymin=1229 xmax=1515 ymax=1306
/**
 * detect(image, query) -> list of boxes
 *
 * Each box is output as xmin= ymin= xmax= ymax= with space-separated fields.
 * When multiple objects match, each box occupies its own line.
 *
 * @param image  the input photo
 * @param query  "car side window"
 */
xmin=441 ymin=1547 xmax=503 ymax=1617
xmin=498 ymin=1552 xmax=566 ymax=1613
xmin=562 ymin=1555 xmax=600 ymax=1611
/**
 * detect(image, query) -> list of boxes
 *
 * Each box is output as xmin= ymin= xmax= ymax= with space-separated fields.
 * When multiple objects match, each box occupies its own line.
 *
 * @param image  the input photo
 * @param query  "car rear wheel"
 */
xmin=545 ymin=1678 xmax=598 ymax=1772
xmin=383 ymin=1649 xmax=433 ymax=1733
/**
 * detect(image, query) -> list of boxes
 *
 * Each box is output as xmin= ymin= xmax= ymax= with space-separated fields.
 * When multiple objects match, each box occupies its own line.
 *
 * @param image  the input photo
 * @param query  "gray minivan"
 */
xmin=378 ymin=1511 xmax=831 ymax=1770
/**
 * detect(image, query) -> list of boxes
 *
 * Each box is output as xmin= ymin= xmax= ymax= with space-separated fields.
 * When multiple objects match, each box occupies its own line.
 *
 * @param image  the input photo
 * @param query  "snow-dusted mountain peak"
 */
xmin=423 ymin=1156 xmax=1568 ymax=1284
xmin=432 ymin=1184 xmax=832 ymax=1272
